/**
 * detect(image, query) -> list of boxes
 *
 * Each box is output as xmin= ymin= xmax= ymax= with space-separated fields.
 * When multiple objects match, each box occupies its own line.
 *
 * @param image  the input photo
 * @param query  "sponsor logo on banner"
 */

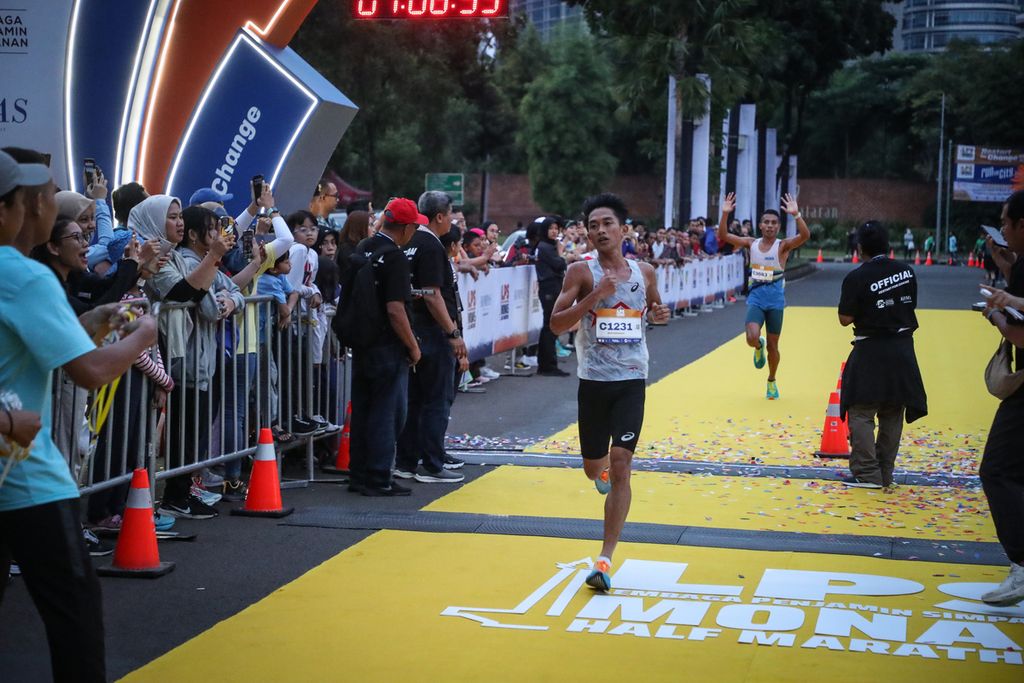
xmin=466 ymin=289 xmax=477 ymax=329
xmin=500 ymin=283 xmax=510 ymax=320
xmin=953 ymin=145 xmax=1024 ymax=203
xmin=0 ymin=10 xmax=29 ymax=51
xmin=443 ymin=557 xmax=1024 ymax=666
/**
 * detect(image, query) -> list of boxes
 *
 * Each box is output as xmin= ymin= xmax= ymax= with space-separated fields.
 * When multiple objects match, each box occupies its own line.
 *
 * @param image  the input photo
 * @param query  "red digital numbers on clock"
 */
xmin=353 ymin=0 xmax=508 ymax=19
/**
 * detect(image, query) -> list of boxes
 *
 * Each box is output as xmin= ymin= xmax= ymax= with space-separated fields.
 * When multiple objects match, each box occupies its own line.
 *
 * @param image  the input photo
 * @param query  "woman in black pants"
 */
xmin=532 ymin=216 xmax=568 ymax=376
xmin=978 ymin=189 xmax=1024 ymax=607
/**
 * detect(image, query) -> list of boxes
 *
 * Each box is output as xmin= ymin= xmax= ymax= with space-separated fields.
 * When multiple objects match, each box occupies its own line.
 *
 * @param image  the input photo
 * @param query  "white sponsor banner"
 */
xmin=0 ymin=2 xmax=74 ymax=187
xmin=457 ymin=256 xmax=744 ymax=361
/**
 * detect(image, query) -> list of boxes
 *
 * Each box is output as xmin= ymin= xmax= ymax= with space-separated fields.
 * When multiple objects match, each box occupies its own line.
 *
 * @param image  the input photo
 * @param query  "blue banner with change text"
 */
xmin=165 ymin=31 xmax=316 ymax=214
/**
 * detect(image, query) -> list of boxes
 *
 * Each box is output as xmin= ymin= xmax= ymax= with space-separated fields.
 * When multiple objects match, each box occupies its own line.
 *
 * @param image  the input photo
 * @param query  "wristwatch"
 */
xmin=447 ymin=328 xmax=462 ymax=339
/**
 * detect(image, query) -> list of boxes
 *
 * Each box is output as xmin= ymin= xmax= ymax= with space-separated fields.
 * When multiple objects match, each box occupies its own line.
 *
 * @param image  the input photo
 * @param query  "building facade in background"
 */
xmin=510 ymin=0 xmax=584 ymax=38
xmin=891 ymin=0 xmax=1023 ymax=52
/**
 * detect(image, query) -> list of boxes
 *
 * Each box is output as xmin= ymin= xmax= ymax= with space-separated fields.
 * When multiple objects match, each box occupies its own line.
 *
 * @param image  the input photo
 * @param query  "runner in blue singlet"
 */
xmin=717 ymin=192 xmax=810 ymax=399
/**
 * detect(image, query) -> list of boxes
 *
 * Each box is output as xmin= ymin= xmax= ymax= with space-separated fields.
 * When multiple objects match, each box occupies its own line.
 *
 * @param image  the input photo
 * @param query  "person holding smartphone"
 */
xmin=977 ymin=189 xmax=1024 ymax=607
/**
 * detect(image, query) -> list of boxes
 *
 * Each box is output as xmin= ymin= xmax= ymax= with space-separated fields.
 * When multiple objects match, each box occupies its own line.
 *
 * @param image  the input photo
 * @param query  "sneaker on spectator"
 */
xmin=479 ymin=366 xmax=500 ymax=380
xmin=393 ymin=467 xmax=416 ymax=479
xmin=191 ymin=480 xmax=223 ymax=506
xmin=154 ymin=512 xmax=176 ymax=532
xmin=222 ymin=479 xmax=247 ymax=503
xmin=521 ymin=355 xmax=538 ymax=367
xmin=537 ymin=368 xmax=571 ymax=377
xmin=159 ymin=494 xmax=219 ymax=520
xmin=443 ymin=454 xmax=465 ymax=470
xmin=361 ymin=480 xmax=412 ymax=497
xmin=556 ymin=340 xmax=572 ymax=358
xmin=200 ymin=469 xmax=225 ymax=489
xmin=82 ymin=527 xmax=114 ymax=557
xmin=467 ymin=379 xmax=488 ymax=389
xmin=311 ymin=415 xmax=341 ymax=435
xmin=90 ymin=514 xmax=123 ymax=532
xmin=981 ymin=563 xmax=1024 ymax=606
xmin=413 ymin=466 xmax=464 ymax=483
xmin=291 ymin=416 xmax=321 ymax=437
xmin=840 ymin=476 xmax=882 ymax=489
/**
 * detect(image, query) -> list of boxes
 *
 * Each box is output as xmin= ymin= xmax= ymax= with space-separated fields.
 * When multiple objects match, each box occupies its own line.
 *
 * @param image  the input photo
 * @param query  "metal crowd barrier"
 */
xmin=52 ymin=295 xmax=350 ymax=501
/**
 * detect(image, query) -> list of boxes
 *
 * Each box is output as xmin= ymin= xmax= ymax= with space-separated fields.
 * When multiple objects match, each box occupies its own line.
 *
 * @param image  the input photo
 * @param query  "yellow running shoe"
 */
xmin=753 ymin=336 xmax=767 ymax=369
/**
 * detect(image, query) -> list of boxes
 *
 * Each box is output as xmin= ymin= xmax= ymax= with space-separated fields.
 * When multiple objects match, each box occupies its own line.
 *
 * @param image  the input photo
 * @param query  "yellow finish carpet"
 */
xmin=123 ymin=532 xmax=1023 ymax=683
xmin=425 ymin=466 xmax=995 ymax=544
xmin=531 ymin=308 xmax=999 ymax=476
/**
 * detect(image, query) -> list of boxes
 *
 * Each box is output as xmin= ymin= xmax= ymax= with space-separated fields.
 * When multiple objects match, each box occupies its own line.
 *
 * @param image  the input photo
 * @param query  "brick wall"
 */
xmin=467 ymin=174 xmax=664 ymax=233
xmin=465 ymin=174 xmax=935 ymax=233
xmin=795 ymin=178 xmax=933 ymax=227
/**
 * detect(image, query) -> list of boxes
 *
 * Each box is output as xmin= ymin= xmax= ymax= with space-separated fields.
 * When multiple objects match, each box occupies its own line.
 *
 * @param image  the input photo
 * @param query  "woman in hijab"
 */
xmin=129 ymin=195 xmax=235 ymax=519
xmin=55 ymin=189 xmax=114 ymax=272
xmin=531 ymin=216 xmax=568 ymax=376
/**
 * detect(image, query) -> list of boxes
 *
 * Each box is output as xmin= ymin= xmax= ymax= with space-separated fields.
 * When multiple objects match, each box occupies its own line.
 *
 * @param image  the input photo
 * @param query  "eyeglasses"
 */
xmin=59 ymin=232 xmax=89 ymax=245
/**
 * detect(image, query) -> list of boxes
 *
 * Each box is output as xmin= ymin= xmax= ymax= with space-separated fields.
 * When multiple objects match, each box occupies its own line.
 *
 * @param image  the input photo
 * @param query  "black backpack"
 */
xmin=333 ymin=241 xmax=399 ymax=349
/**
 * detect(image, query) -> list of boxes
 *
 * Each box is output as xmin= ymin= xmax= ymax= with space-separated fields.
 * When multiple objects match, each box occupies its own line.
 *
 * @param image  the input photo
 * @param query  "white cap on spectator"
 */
xmin=0 ymin=150 xmax=51 ymax=197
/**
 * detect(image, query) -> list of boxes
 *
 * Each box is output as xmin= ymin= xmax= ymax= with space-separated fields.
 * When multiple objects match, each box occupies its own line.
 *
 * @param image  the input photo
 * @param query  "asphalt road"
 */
xmin=0 ymin=261 xmax=987 ymax=681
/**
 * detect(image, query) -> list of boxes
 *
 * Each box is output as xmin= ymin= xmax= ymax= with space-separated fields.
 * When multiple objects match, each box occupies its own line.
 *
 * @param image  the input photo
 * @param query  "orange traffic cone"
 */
xmin=888 ymin=249 xmax=895 ymax=259
xmin=231 ymin=428 xmax=293 ymax=518
xmin=967 ymin=252 xmax=975 ymax=267
xmin=914 ymin=251 xmax=921 ymax=266
xmin=321 ymin=402 xmax=351 ymax=474
xmin=851 ymin=251 xmax=859 ymax=264
xmin=97 ymin=469 xmax=174 ymax=577
xmin=815 ymin=391 xmax=850 ymax=458
xmin=816 ymin=249 xmax=824 ymax=264
xmin=925 ymin=251 xmax=933 ymax=266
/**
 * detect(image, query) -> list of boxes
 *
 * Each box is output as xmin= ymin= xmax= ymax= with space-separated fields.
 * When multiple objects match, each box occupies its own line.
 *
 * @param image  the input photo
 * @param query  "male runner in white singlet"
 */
xmin=717 ymin=192 xmax=809 ymax=399
xmin=551 ymin=193 xmax=671 ymax=591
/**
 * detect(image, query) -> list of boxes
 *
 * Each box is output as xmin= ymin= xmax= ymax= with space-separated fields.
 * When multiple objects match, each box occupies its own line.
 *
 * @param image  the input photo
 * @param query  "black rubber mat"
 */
xmin=451 ymin=451 xmax=980 ymax=488
xmin=282 ymin=507 xmax=1005 ymax=566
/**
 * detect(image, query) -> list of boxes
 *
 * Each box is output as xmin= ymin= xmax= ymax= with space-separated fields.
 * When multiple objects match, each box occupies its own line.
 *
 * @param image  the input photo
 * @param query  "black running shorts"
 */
xmin=577 ymin=378 xmax=646 ymax=460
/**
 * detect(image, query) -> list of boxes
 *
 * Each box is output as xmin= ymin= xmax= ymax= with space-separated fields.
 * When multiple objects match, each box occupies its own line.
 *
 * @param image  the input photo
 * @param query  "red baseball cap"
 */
xmin=385 ymin=197 xmax=428 ymax=226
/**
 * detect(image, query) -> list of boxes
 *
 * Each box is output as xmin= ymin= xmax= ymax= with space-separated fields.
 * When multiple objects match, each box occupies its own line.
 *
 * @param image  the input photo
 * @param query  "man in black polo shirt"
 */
xmin=348 ymin=198 xmax=422 ymax=497
xmin=394 ymin=191 xmax=467 ymax=484
xmin=837 ymin=221 xmax=927 ymax=489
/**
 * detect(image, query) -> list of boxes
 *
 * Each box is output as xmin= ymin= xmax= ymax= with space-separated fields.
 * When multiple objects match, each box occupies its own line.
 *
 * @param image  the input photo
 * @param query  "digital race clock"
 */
xmin=352 ymin=0 xmax=509 ymax=19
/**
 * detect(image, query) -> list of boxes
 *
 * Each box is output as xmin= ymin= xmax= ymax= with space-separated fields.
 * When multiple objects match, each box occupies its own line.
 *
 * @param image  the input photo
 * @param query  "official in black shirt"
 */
xmin=347 ymin=198 xmax=421 ymax=497
xmin=395 ymin=191 xmax=467 ymax=483
xmin=837 ymin=221 xmax=927 ymax=489
xmin=977 ymin=189 xmax=1024 ymax=605
xmin=532 ymin=216 xmax=569 ymax=375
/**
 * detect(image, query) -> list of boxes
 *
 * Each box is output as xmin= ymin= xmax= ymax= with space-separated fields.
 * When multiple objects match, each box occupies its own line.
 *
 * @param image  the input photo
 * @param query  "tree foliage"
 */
xmin=290 ymin=5 xmax=517 ymax=203
xmin=517 ymin=30 xmax=617 ymax=215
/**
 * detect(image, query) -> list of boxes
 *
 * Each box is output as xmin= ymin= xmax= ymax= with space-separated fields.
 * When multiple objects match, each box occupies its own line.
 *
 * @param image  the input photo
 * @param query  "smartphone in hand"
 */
xmin=982 ymin=225 xmax=1008 ymax=248
xmin=242 ymin=229 xmax=254 ymax=261
xmin=83 ymin=158 xmax=97 ymax=189
xmin=251 ymin=175 xmax=264 ymax=205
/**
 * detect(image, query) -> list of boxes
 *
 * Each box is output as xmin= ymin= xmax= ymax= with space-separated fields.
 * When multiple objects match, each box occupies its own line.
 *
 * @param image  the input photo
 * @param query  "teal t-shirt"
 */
xmin=0 ymin=247 xmax=95 ymax=511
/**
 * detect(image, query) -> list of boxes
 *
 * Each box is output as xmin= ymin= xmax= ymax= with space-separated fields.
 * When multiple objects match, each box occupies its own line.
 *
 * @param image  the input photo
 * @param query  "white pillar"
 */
xmin=762 ymin=128 xmax=779 ymax=213
xmin=689 ymin=74 xmax=711 ymax=220
xmin=736 ymin=104 xmax=757 ymax=222
xmin=664 ymin=75 xmax=677 ymax=228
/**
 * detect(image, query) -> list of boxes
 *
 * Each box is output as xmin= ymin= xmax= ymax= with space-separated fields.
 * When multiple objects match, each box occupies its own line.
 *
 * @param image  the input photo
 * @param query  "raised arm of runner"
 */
xmin=779 ymin=193 xmax=810 ymax=254
xmin=718 ymin=192 xmax=755 ymax=250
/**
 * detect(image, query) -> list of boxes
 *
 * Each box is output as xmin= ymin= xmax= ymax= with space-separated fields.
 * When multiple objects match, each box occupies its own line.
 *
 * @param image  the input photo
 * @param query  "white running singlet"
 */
xmin=576 ymin=259 xmax=649 ymax=382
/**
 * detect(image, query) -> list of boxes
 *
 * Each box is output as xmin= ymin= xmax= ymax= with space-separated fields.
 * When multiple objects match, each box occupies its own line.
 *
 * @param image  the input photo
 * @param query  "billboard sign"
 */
xmin=953 ymin=145 xmax=1024 ymax=203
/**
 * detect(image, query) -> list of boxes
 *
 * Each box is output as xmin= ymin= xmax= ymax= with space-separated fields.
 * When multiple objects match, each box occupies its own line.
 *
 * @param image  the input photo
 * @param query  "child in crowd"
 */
xmin=257 ymin=252 xmax=299 ymax=439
